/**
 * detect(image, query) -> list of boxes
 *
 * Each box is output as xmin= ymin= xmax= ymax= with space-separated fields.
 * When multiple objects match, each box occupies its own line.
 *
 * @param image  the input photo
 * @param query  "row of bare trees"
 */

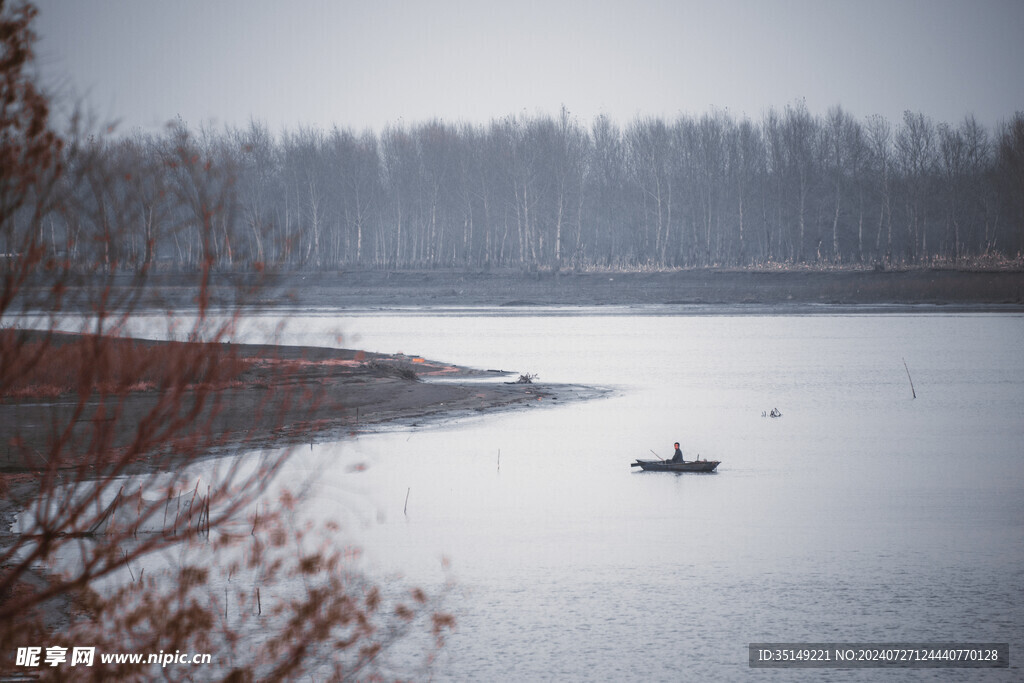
xmin=9 ymin=103 xmax=1024 ymax=274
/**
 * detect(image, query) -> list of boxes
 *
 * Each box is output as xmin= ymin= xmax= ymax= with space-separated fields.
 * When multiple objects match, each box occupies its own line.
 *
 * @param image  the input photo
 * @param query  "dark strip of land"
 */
xmin=17 ymin=268 xmax=1024 ymax=311
xmin=280 ymin=268 xmax=1020 ymax=307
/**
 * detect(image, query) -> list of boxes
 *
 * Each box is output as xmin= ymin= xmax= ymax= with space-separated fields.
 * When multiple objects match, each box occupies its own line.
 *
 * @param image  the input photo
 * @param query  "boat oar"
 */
xmin=632 ymin=449 xmax=665 ymax=467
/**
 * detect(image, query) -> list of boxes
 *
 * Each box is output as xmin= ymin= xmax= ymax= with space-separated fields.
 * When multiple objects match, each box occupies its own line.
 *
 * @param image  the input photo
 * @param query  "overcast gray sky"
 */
xmin=32 ymin=0 xmax=1024 ymax=134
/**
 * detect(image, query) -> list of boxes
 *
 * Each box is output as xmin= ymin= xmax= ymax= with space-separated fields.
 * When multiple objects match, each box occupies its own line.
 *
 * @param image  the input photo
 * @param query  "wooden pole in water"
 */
xmin=903 ymin=358 xmax=917 ymax=399
xmin=404 ymin=487 xmax=410 ymax=516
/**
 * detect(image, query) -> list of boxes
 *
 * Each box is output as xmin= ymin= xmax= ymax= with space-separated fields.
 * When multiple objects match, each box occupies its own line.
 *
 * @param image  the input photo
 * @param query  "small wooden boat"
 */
xmin=631 ymin=459 xmax=720 ymax=473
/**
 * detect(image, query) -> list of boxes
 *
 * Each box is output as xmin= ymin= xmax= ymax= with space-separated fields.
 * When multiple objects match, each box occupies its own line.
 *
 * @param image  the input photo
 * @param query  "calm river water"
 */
xmin=34 ymin=306 xmax=1024 ymax=680
xmin=217 ymin=307 xmax=1022 ymax=681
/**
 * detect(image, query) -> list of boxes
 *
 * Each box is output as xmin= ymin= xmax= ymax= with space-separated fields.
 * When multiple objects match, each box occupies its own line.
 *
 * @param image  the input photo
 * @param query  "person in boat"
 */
xmin=671 ymin=442 xmax=684 ymax=463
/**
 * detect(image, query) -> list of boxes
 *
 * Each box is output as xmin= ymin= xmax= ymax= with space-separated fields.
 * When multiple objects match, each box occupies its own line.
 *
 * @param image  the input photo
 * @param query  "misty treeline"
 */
xmin=13 ymin=103 xmax=1024 ymax=273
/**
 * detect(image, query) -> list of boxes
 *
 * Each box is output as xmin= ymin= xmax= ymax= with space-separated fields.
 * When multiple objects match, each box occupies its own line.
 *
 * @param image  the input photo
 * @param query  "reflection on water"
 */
xmin=36 ymin=309 xmax=1024 ymax=680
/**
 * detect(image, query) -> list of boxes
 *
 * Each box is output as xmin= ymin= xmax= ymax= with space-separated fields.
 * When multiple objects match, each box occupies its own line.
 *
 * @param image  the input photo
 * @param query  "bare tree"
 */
xmin=329 ymin=127 xmax=381 ymax=266
xmin=1 ymin=5 xmax=452 ymax=679
xmin=957 ymin=115 xmax=995 ymax=257
xmin=727 ymin=116 xmax=765 ymax=265
xmin=896 ymin=110 xmax=938 ymax=262
xmin=866 ymin=115 xmax=895 ymax=265
xmin=996 ymin=112 xmax=1024 ymax=257
xmin=823 ymin=106 xmax=854 ymax=263
xmin=379 ymin=124 xmax=419 ymax=267
xmin=782 ymin=101 xmax=817 ymax=263
xmin=625 ymin=117 xmax=673 ymax=265
xmin=230 ymin=120 xmax=280 ymax=266
xmin=762 ymin=108 xmax=786 ymax=262
xmin=580 ymin=115 xmax=620 ymax=267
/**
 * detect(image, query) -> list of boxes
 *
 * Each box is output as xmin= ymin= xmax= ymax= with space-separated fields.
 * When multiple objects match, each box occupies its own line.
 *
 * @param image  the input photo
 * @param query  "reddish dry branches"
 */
xmin=0 ymin=0 xmax=64 ymax=318
xmin=55 ymin=505 xmax=456 ymax=681
xmin=0 ymin=4 xmax=453 ymax=678
xmin=0 ymin=322 xmax=289 ymax=631
xmin=0 ymin=0 xmax=62 ymax=215
xmin=1 ymin=318 xmax=455 ymax=680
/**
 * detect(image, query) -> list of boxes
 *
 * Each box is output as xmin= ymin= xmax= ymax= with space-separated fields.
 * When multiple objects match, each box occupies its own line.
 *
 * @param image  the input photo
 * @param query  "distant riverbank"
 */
xmin=15 ymin=267 xmax=1024 ymax=312
xmin=272 ymin=267 xmax=1024 ymax=308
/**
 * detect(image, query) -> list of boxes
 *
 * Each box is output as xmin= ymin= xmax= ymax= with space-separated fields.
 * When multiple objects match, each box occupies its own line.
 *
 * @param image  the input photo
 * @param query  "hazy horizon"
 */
xmin=31 ymin=0 xmax=1024 ymax=135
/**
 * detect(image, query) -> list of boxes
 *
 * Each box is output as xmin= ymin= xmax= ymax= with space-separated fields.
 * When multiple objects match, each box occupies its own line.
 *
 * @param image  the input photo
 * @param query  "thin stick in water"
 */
xmin=404 ymin=487 xmax=410 ymax=516
xmin=251 ymin=502 xmax=259 ymax=536
xmin=903 ymin=358 xmax=917 ymax=399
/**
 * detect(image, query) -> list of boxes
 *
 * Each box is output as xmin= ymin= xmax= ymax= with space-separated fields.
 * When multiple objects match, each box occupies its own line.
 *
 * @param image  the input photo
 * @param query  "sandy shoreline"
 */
xmin=0 ymin=337 xmax=603 ymax=538
xmin=0 ymin=335 xmax=602 ymax=651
